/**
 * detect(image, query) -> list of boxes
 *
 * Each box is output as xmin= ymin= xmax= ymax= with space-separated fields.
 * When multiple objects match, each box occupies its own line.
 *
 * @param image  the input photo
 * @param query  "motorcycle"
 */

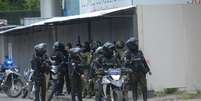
xmin=22 ymin=59 xmax=56 ymax=100
xmin=0 ymin=61 xmax=24 ymax=98
xmin=21 ymin=68 xmax=35 ymax=99
xmin=95 ymin=67 xmax=131 ymax=101
xmin=48 ymin=60 xmax=59 ymax=100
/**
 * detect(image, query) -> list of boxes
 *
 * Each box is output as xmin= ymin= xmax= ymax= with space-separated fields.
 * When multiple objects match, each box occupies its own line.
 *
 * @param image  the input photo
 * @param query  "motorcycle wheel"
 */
xmin=113 ymin=89 xmax=123 ymax=101
xmin=6 ymin=79 xmax=23 ymax=98
xmin=27 ymin=83 xmax=35 ymax=100
xmin=21 ymin=88 xmax=28 ymax=98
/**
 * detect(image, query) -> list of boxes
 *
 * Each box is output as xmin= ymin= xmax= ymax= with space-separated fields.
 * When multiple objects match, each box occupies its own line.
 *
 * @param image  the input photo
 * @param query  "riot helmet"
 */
xmin=116 ymin=40 xmax=125 ymax=49
xmin=83 ymin=41 xmax=91 ymax=52
xmin=69 ymin=47 xmax=82 ymax=59
xmin=95 ymin=46 xmax=103 ymax=55
xmin=53 ymin=41 xmax=65 ymax=51
xmin=34 ymin=43 xmax=47 ymax=57
xmin=102 ymin=42 xmax=115 ymax=58
xmin=126 ymin=37 xmax=138 ymax=51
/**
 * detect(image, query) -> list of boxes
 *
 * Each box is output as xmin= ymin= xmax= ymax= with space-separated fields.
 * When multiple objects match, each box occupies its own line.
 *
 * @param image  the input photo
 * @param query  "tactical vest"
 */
xmin=127 ymin=51 xmax=147 ymax=73
xmin=102 ymin=56 xmax=119 ymax=69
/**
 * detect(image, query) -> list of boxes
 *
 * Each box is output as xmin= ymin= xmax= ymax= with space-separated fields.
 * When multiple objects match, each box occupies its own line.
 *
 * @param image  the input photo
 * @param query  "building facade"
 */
xmin=1 ymin=0 xmax=201 ymax=91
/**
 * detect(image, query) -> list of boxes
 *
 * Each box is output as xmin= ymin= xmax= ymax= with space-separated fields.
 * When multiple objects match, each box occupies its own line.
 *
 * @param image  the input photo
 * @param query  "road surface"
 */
xmin=0 ymin=93 xmax=31 ymax=101
xmin=1 ymin=93 xmax=201 ymax=101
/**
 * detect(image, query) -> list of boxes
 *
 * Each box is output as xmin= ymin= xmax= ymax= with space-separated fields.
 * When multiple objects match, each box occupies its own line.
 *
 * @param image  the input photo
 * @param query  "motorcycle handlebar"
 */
xmin=95 ymin=68 xmax=132 ymax=75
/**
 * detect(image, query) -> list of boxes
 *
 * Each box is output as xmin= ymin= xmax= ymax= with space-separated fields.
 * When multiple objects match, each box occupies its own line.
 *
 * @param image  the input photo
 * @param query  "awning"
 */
xmin=0 ymin=5 xmax=135 ymax=35
xmin=0 ymin=25 xmax=17 ymax=31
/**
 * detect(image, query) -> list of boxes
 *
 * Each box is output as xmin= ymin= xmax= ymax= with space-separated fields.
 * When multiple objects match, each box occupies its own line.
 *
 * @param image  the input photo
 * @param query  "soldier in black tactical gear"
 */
xmin=92 ymin=42 xmax=121 ymax=101
xmin=63 ymin=43 xmax=72 ymax=94
xmin=69 ymin=47 xmax=84 ymax=101
xmin=123 ymin=37 xmax=151 ymax=101
xmin=48 ymin=42 xmax=67 ymax=101
xmin=93 ymin=42 xmax=120 ymax=70
xmin=31 ymin=43 xmax=50 ymax=101
xmin=56 ymin=42 xmax=71 ymax=95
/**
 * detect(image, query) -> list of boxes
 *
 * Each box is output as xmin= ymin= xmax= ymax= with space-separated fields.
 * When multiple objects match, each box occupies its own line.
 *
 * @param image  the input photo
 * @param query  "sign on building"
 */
xmin=80 ymin=0 xmax=133 ymax=14
xmin=134 ymin=0 xmax=192 ymax=5
xmin=79 ymin=0 xmax=194 ymax=14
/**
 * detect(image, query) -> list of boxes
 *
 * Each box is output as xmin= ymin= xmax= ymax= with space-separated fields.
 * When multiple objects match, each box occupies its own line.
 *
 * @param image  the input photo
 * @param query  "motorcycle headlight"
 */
xmin=51 ymin=65 xmax=56 ymax=69
xmin=111 ymin=75 xmax=121 ymax=80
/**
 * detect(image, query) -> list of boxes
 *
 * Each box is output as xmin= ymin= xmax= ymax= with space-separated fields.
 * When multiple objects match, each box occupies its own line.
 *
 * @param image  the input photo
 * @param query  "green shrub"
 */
xmin=164 ymin=88 xmax=178 ymax=94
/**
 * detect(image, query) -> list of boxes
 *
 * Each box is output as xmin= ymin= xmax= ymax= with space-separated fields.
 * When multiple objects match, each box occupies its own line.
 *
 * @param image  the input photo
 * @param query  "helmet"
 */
xmin=70 ymin=47 xmax=82 ymax=54
xmin=91 ymin=41 xmax=103 ymax=51
xmin=69 ymin=47 xmax=82 ymax=58
xmin=102 ymin=42 xmax=115 ymax=57
xmin=95 ymin=41 xmax=103 ymax=47
xmin=126 ymin=37 xmax=138 ymax=51
xmin=83 ymin=41 xmax=91 ymax=52
xmin=95 ymin=46 xmax=103 ymax=55
xmin=116 ymin=40 xmax=125 ymax=49
xmin=53 ymin=41 xmax=65 ymax=51
xmin=66 ymin=42 xmax=72 ymax=49
xmin=34 ymin=43 xmax=47 ymax=56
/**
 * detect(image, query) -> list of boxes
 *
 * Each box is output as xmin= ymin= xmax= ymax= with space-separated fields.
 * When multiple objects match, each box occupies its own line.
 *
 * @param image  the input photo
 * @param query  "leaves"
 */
xmin=0 ymin=0 xmax=40 ymax=11
xmin=24 ymin=0 xmax=40 ymax=10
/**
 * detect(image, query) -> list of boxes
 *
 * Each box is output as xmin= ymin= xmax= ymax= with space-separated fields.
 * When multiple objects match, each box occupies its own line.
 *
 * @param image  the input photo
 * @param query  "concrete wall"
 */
xmin=4 ymin=29 xmax=53 ymax=69
xmin=91 ymin=17 xmax=134 ymax=42
xmin=182 ymin=5 xmax=201 ymax=90
xmin=57 ymin=17 xmax=135 ymax=45
xmin=57 ymin=23 xmax=88 ymax=43
xmin=137 ymin=5 xmax=201 ymax=90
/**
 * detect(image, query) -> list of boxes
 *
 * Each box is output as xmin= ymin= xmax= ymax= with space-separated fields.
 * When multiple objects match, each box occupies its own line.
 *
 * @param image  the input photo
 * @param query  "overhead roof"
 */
xmin=0 ymin=5 xmax=135 ymax=35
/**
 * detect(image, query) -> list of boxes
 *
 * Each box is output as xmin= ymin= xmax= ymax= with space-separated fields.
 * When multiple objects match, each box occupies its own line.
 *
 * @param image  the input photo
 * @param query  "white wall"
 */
xmin=137 ymin=5 xmax=201 ymax=90
xmin=182 ymin=5 xmax=201 ymax=90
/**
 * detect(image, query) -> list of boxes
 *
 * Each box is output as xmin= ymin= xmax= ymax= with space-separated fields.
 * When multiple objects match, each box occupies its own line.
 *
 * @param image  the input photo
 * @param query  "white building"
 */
xmin=1 ymin=0 xmax=201 ymax=91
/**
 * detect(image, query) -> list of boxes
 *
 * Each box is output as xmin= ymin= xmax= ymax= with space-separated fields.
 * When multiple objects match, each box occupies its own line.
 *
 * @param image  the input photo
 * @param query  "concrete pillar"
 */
xmin=0 ymin=35 xmax=5 ymax=63
xmin=40 ymin=0 xmax=62 ymax=18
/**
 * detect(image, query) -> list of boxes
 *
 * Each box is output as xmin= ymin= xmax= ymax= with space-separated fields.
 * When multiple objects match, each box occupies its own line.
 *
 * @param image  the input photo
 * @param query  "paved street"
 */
xmin=0 ymin=93 xmax=31 ymax=101
xmin=1 ymin=93 xmax=201 ymax=101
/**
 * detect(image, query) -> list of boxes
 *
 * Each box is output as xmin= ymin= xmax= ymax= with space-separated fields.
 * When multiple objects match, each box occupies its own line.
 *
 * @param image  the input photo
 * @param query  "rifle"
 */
xmin=76 ymin=35 xmax=81 ymax=47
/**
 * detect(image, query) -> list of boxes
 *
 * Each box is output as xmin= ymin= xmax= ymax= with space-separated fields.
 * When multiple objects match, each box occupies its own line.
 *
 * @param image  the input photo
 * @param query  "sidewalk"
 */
xmin=148 ymin=95 xmax=201 ymax=101
xmin=52 ymin=95 xmax=201 ymax=101
xmin=51 ymin=91 xmax=201 ymax=101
